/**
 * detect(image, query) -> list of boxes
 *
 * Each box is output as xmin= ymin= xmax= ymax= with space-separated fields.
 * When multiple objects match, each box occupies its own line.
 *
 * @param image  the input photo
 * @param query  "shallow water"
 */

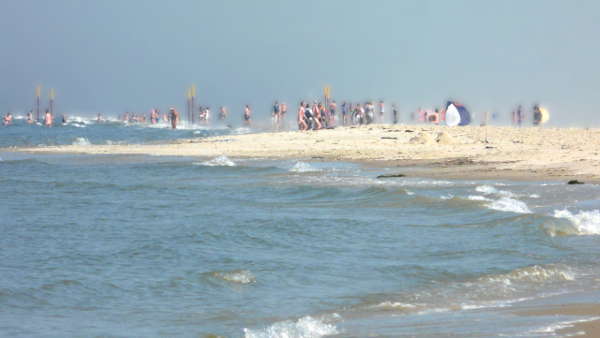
xmin=1 ymin=121 xmax=600 ymax=337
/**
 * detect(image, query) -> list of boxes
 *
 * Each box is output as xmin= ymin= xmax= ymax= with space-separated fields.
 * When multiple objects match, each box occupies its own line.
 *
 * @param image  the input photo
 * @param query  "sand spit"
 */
xmin=10 ymin=125 xmax=600 ymax=182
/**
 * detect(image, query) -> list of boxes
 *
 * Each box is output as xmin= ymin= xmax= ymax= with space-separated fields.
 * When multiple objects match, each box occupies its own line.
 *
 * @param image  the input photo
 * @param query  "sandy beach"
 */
xmin=11 ymin=124 xmax=600 ymax=182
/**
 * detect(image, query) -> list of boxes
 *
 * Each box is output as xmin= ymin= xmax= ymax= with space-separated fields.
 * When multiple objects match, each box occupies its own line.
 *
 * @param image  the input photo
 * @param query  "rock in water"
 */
xmin=377 ymin=174 xmax=406 ymax=178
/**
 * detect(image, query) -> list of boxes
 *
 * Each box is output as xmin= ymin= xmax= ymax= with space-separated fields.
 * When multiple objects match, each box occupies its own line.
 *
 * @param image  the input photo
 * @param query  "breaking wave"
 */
xmin=289 ymin=161 xmax=320 ymax=173
xmin=548 ymin=209 xmax=600 ymax=236
xmin=485 ymin=197 xmax=531 ymax=214
xmin=198 ymin=155 xmax=236 ymax=167
xmin=72 ymin=137 xmax=91 ymax=146
xmin=244 ymin=314 xmax=339 ymax=338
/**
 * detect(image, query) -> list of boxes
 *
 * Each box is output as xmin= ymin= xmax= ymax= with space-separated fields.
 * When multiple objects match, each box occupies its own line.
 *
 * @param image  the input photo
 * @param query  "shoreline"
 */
xmin=5 ymin=124 xmax=600 ymax=183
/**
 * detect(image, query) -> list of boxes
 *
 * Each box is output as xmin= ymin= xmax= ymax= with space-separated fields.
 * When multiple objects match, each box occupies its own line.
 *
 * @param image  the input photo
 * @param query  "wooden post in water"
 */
xmin=49 ymin=88 xmax=56 ymax=115
xmin=190 ymin=84 xmax=196 ymax=125
xmin=35 ymin=85 xmax=41 ymax=121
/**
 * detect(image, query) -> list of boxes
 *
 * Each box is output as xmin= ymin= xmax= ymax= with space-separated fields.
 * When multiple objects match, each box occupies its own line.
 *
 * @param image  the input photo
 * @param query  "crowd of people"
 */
xmin=2 ymin=110 xmax=62 ymax=127
xmin=3 ymin=100 xmax=546 ymax=130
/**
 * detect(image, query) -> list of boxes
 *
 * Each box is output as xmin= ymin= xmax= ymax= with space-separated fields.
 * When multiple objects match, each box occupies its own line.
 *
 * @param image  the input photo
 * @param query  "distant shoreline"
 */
xmin=7 ymin=124 xmax=600 ymax=183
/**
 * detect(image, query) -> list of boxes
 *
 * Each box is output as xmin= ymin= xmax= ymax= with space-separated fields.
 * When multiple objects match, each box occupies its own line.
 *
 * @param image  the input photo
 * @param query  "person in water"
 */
xmin=26 ymin=111 xmax=34 ymax=124
xmin=243 ymin=105 xmax=251 ymax=126
xmin=44 ymin=109 xmax=53 ymax=127
xmin=3 ymin=113 xmax=13 ymax=126
xmin=169 ymin=107 xmax=179 ymax=129
xmin=392 ymin=104 xmax=398 ymax=124
xmin=218 ymin=106 xmax=228 ymax=120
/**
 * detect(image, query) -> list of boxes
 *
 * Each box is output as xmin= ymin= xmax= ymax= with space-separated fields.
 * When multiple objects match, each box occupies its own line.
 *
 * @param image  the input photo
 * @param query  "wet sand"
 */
xmin=10 ymin=124 xmax=600 ymax=182
xmin=516 ymin=303 xmax=600 ymax=336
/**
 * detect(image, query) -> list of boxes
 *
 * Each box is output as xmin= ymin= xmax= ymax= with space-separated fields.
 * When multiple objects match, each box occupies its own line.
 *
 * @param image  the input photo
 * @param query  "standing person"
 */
xmin=169 ymin=107 xmax=179 ymax=129
xmin=272 ymin=101 xmax=280 ymax=129
xmin=532 ymin=104 xmax=541 ymax=126
xmin=243 ymin=105 xmax=252 ymax=126
xmin=341 ymin=101 xmax=348 ymax=126
xmin=26 ymin=111 xmax=34 ymax=124
xmin=44 ymin=109 xmax=53 ymax=127
xmin=328 ymin=100 xmax=337 ymax=127
xmin=150 ymin=109 xmax=158 ymax=124
xmin=312 ymin=102 xmax=322 ymax=130
xmin=392 ymin=104 xmax=398 ymax=124
xmin=297 ymin=101 xmax=308 ymax=131
xmin=280 ymin=102 xmax=287 ymax=129
xmin=378 ymin=100 xmax=385 ymax=123
xmin=517 ymin=105 xmax=523 ymax=127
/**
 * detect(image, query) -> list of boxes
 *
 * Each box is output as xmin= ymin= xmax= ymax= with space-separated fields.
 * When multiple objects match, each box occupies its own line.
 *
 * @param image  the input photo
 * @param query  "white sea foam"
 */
xmin=198 ymin=155 xmax=236 ymax=167
xmin=289 ymin=161 xmax=320 ymax=173
xmin=475 ymin=185 xmax=498 ymax=195
xmin=529 ymin=194 xmax=540 ymax=199
xmin=72 ymin=137 xmax=91 ymax=146
xmin=372 ymin=301 xmax=417 ymax=310
xmin=244 ymin=314 xmax=339 ymax=338
xmin=211 ymin=269 xmax=256 ymax=284
xmin=485 ymin=197 xmax=531 ymax=214
xmin=553 ymin=209 xmax=600 ymax=235
xmin=405 ymin=190 xmax=415 ymax=196
xmin=440 ymin=194 xmax=454 ymax=200
xmin=467 ymin=195 xmax=492 ymax=202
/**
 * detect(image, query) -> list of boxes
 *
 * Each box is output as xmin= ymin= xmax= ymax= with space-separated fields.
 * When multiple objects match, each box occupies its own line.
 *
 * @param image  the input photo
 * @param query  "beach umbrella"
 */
xmin=445 ymin=104 xmax=460 ymax=126
xmin=539 ymin=107 xmax=550 ymax=124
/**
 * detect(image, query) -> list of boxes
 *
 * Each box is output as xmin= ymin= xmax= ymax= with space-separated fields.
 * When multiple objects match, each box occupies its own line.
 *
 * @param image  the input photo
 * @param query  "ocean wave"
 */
xmin=210 ymin=269 xmax=256 ymax=284
xmin=359 ymin=264 xmax=574 ymax=319
xmin=243 ymin=314 xmax=339 ymax=338
xmin=485 ymin=197 xmax=531 ymax=214
xmin=481 ymin=264 xmax=575 ymax=285
xmin=197 ymin=155 xmax=236 ymax=167
xmin=550 ymin=209 xmax=600 ymax=235
xmin=475 ymin=185 xmax=516 ymax=198
xmin=72 ymin=137 xmax=91 ymax=146
xmin=289 ymin=161 xmax=320 ymax=173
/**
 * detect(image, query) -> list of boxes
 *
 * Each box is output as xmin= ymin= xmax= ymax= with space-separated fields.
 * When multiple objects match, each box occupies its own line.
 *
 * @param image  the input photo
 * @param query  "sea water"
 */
xmin=1 ymin=118 xmax=600 ymax=337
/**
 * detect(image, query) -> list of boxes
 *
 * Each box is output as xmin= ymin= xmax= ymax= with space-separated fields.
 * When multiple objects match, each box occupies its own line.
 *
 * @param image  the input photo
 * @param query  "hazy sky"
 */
xmin=1 ymin=0 xmax=599 ymax=125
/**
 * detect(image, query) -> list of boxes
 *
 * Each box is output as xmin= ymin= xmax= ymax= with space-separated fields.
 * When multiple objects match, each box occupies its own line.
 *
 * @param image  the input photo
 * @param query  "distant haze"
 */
xmin=1 ymin=0 xmax=599 ymax=126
